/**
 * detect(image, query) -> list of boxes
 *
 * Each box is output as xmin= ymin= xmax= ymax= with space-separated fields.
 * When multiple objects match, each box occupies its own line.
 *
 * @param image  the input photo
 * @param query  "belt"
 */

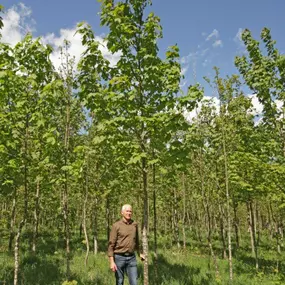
xmin=115 ymin=252 xmax=134 ymax=256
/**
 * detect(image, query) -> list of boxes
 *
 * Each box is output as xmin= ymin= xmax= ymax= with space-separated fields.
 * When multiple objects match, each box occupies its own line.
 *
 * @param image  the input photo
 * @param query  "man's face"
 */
xmin=122 ymin=206 xmax=132 ymax=222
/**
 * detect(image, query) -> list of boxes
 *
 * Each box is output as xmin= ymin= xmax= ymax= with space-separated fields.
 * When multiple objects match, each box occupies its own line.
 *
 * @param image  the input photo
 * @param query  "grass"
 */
xmin=0 ymin=233 xmax=285 ymax=284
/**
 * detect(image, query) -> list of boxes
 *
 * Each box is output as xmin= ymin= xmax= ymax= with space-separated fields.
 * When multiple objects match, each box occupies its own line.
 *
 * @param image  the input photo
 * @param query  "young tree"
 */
xmin=235 ymin=28 xmax=285 ymax=267
xmin=0 ymin=34 xmax=57 ymax=284
xmin=77 ymin=1 xmax=202 ymax=283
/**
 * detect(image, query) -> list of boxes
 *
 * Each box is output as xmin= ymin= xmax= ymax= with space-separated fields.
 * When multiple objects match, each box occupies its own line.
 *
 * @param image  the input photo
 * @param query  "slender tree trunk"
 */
xmin=171 ymin=204 xmax=175 ymax=239
xmin=182 ymin=173 xmax=187 ymax=249
xmin=173 ymin=187 xmax=180 ymax=248
xmin=79 ymin=223 xmax=83 ymax=238
xmin=266 ymin=203 xmax=272 ymax=238
xmin=106 ymin=196 xmax=110 ymax=245
xmin=164 ymin=213 xmax=167 ymax=236
xmin=9 ymin=186 xmax=17 ymax=251
xmin=142 ymin=156 xmax=149 ymax=285
xmin=201 ymin=174 xmax=220 ymax=278
xmin=14 ymin=119 xmax=29 ymax=285
xmin=32 ymin=179 xmax=40 ymax=253
xmin=14 ymin=221 xmax=25 ymax=285
xmin=248 ymin=201 xmax=258 ymax=270
xmin=269 ymin=203 xmax=281 ymax=271
xmin=93 ymin=199 xmax=98 ymax=255
xmin=198 ymin=147 xmax=219 ymax=278
xmin=219 ymin=204 xmax=227 ymax=259
xmin=63 ymin=79 xmax=71 ymax=280
xmin=270 ymin=203 xmax=281 ymax=254
xmin=233 ymin=200 xmax=240 ymax=249
xmin=152 ymin=163 xmax=158 ymax=283
xmin=62 ymin=180 xmax=71 ymax=279
xmin=83 ymin=170 xmax=89 ymax=265
xmin=196 ymin=209 xmax=203 ymax=243
xmin=255 ymin=202 xmax=261 ymax=247
xmin=247 ymin=202 xmax=255 ymax=256
xmin=222 ymin=128 xmax=233 ymax=281
xmin=205 ymin=201 xmax=219 ymax=277
xmin=204 ymin=200 xmax=220 ymax=278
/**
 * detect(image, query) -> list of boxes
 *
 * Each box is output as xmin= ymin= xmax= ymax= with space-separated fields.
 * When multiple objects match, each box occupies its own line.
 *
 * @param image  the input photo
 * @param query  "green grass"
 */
xmin=1 ymin=234 xmax=285 ymax=284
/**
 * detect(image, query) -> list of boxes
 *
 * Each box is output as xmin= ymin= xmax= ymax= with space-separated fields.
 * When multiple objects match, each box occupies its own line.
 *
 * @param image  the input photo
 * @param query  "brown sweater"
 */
xmin=108 ymin=219 xmax=139 ymax=257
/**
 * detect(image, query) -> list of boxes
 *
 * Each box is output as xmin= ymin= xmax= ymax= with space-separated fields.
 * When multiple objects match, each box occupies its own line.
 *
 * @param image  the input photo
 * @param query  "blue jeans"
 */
xmin=114 ymin=254 xmax=138 ymax=285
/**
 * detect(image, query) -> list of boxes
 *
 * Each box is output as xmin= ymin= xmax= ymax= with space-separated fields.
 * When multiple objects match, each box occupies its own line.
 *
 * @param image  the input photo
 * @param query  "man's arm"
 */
xmin=109 ymin=256 xmax=117 ymax=272
xmin=108 ymin=224 xmax=118 ymax=271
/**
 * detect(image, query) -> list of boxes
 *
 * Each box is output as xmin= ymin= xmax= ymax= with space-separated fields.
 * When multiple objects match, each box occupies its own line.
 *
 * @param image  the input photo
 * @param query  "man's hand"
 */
xmin=110 ymin=260 xmax=117 ymax=272
xmin=140 ymin=253 xmax=145 ymax=261
xmin=109 ymin=257 xmax=117 ymax=272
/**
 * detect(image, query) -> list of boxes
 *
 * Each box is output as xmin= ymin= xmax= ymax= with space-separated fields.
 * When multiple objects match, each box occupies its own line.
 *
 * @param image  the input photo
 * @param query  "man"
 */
xmin=108 ymin=204 xmax=145 ymax=285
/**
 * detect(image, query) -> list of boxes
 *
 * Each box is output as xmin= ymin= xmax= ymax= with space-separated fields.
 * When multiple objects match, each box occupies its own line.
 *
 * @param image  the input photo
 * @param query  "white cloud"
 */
xmin=276 ymin=99 xmax=283 ymax=111
xmin=234 ymin=28 xmax=246 ymax=54
xmin=181 ymin=48 xmax=209 ymax=65
xmin=184 ymin=96 xmax=220 ymax=122
xmin=44 ymin=30 xmax=121 ymax=71
xmin=234 ymin=28 xmax=243 ymax=44
xmin=213 ymin=39 xmax=223 ymax=48
xmin=179 ymin=79 xmax=187 ymax=89
xmin=42 ymin=29 xmax=84 ymax=71
xmin=204 ymin=29 xmax=223 ymax=48
xmin=181 ymin=66 xmax=189 ymax=76
xmin=1 ymin=3 xmax=36 ymax=46
xmin=206 ymin=29 xmax=219 ymax=41
xmin=180 ymin=28 xmax=223 ymax=74
xmin=202 ymin=59 xmax=210 ymax=67
xmin=248 ymin=94 xmax=263 ymax=116
xmin=183 ymin=93 xmax=285 ymax=127
xmin=96 ymin=37 xmax=121 ymax=67
xmin=0 ymin=4 xmax=121 ymax=72
xmin=184 ymin=94 xmax=268 ymax=123
xmin=180 ymin=47 xmax=211 ymax=80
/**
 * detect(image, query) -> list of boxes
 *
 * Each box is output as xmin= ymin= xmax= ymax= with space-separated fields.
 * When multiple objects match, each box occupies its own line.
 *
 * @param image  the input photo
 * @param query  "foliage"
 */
xmin=0 ymin=1 xmax=285 ymax=283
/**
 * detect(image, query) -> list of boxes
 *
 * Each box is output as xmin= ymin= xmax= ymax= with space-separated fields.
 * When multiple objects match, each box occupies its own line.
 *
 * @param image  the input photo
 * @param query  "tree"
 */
xmin=0 ymin=34 xmax=57 ymax=284
xmin=77 ymin=1 xmax=202 ymax=283
xmin=0 ymin=5 xmax=4 ymax=33
xmin=236 ymin=28 xmax=285 ymax=266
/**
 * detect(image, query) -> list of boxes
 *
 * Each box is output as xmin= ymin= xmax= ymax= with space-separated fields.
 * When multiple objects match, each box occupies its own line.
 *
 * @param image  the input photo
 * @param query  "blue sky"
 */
xmin=1 ymin=0 xmax=284 ymax=100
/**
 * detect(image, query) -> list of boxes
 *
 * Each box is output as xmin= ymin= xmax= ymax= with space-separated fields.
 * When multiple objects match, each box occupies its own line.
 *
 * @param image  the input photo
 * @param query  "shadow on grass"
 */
xmin=72 ymin=277 xmax=109 ymax=285
xmin=234 ymin=252 xmax=285 ymax=279
xmin=148 ymin=255 xmax=215 ymax=285
xmin=19 ymin=254 xmax=63 ymax=285
xmin=32 ymin=231 xmax=108 ymax=255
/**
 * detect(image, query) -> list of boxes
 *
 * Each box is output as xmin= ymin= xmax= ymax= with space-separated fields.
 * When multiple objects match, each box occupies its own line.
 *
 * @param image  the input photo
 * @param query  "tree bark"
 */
xmin=219 ymin=204 xmax=227 ymax=259
xmin=14 ymin=119 xmax=29 ymax=285
xmin=222 ymin=127 xmax=233 ymax=281
xmin=32 ymin=179 xmax=40 ymax=253
xmin=8 ymin=186 xmax=17 ymax=251
xmin=83 ymin=170 xmax=89 ymax=265
xmin=248 ymin=201 xmax=258 ymax=270
xmin=62 ymin=62 xmax=71 ymax=280
xmin=270 ymin=202 xmax=281 ymax=254
xmin=152 ymin=163 xmax=158 ymax=283
xmin=233 ymin=200 xmax=240 ymax=249
xmin=93 ymin=199 xmax=98 ymax=255
xmin=142 ymin=156 xmax=149 ymax=285
xmin=247 ymin=202 xmax=255 ymax=256
xmin=173 ymin=187 xmax=180 ymax=248
xmin=182 ymin=173 xmax=187 ymax=250
xmin=105 ymin=196 xmax=110 ymax=247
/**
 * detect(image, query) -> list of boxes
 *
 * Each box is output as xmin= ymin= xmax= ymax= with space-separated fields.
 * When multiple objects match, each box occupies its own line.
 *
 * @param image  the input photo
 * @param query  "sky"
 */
xmin=1 ymin=0 xmax=284 ymax=115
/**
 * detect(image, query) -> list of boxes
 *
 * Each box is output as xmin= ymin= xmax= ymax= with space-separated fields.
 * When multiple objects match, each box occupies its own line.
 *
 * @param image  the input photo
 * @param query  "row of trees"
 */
xmin=1 ymin=1 xmax=285 ymax=284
